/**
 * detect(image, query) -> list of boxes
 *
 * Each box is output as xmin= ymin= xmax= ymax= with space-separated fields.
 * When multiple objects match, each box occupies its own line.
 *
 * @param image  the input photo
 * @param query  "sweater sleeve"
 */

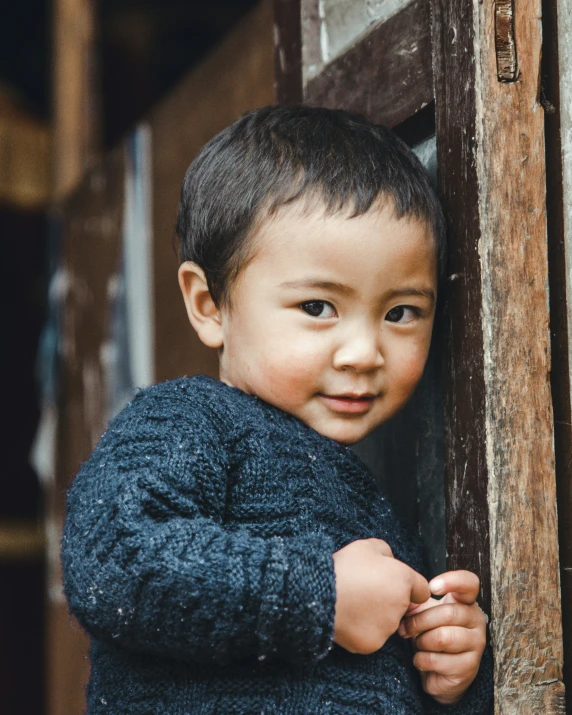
xmin=61 ymin=385 xmax=337 ymax=666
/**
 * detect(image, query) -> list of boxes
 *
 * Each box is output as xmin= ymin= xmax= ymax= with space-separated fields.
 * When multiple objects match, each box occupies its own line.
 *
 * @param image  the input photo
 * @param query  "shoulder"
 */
xmin=109 ymin=375 xmax=247 ymax=432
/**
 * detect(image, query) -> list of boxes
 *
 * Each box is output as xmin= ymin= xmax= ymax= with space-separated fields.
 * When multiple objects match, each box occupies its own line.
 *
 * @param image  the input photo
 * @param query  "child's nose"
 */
xmin=332 ymin=331 xmax=384 ymax=373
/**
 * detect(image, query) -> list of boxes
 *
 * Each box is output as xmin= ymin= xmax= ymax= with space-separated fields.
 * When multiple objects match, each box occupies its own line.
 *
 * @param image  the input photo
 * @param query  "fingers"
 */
xmin=413 ymin=649 xmax=482 ymax=677
xmin=414 ymin=625 xmax=485 ymax=654
xmin=405 ymin=596 xmax=440 ymax=617
xmin=409 ymin=569 xmax=432 ymax=605
xmin=400 ymin=601 xmax=486 ymax=639
xmin=429 ymin=570 xmax=480 ymax=605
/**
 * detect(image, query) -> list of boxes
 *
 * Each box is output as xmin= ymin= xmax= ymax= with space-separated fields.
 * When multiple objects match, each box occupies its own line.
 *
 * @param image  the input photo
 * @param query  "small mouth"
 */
xmin=319 ymin=393 xmax=377 ymax=415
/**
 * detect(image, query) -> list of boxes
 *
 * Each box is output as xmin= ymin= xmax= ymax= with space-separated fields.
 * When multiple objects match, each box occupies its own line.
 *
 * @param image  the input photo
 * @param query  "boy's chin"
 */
xmin=310 ymin=419 xmax=376 ymax=445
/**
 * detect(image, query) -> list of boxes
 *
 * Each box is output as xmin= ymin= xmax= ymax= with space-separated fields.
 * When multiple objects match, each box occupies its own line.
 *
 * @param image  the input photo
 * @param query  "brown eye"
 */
xmin=386 ymin=306 xmax=405 ymax=322
xmin=385 ymin=306 xmax=418 ymax=323
xmin=300 ymin=301 xmax=336 ymax=318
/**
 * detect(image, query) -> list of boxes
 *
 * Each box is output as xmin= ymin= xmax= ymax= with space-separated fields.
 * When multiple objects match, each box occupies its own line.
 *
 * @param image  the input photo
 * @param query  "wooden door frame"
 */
xmin=275 ymin=1 xmax=567 ymax=711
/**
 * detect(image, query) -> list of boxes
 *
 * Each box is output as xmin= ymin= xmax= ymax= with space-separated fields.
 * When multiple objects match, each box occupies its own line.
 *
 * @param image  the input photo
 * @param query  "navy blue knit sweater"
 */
xmin=62 ymin=375 xmax=493 ymax=714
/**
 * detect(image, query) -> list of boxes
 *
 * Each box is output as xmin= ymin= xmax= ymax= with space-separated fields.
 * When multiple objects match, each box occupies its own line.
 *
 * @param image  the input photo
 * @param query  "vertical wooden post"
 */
xmin=52 ymin=0 xmax=99 ymax=200
xmin=273 ymin=0 xmax=302 ymax=103
xmin=432 ymin=0 xmax=566 ymax=712
xmin=551 ymin=0 xmax=572 ymax=707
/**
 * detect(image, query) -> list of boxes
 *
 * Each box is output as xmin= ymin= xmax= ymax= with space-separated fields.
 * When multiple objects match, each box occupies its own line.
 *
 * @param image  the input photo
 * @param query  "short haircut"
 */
xmin=176 ymin=105 xmax=446 ymax=307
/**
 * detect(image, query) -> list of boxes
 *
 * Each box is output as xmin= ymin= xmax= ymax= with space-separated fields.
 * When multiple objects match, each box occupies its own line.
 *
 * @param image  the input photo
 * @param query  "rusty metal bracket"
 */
xmin=495 ymin=0 xmax=518 ymax=81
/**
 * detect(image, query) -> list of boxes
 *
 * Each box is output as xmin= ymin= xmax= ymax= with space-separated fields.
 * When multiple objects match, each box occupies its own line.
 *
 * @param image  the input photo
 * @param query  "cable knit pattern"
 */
xmin=62 ymin=375 xmax=493 ymax=714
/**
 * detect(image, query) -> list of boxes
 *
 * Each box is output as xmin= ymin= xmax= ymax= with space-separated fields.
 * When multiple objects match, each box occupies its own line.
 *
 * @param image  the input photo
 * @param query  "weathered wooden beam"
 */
xmin=551 ymin=0 xmax=572 ymax=707
xmin=304 ymin=0 xmax=432 ymax=128
xmin=274 ymin=0 xmax=303 ymax=103
xmin=432 ymin=0 xmax=565 ymax=711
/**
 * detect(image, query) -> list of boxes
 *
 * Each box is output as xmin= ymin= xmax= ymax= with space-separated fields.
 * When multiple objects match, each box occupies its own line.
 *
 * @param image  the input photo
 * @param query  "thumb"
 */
xmin=429 ymin=570 xmax=480 ymax=605
xmin=409 ymin=569 xmax=431 ymax=605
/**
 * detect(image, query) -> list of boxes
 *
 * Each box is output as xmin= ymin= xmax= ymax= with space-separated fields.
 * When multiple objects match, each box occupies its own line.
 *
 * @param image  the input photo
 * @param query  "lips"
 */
xmin=318 ymin=393 xmax=377 ymax=415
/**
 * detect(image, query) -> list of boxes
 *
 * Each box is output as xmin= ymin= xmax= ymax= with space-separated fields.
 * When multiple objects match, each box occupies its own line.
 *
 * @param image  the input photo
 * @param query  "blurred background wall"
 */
xmin=0 ymin=2 xmax=271 ymax=712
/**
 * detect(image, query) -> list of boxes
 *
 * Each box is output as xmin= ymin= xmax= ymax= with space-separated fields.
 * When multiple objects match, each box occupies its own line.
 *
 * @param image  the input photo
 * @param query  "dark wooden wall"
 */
xmin=49 ymin=4 xmax=274 ymax=713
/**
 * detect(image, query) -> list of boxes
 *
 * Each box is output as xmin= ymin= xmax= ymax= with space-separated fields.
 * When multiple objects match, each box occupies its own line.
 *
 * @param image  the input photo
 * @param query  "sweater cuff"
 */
xmin=256 ymin=535 xmax=337 ymax=664
xmin=424 ymin=645 xmax=494 ymax=714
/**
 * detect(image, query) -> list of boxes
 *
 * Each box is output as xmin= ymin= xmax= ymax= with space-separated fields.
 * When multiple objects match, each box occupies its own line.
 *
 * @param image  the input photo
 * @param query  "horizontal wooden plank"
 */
xmin=0 ymin=520 xmax=45 ymax=561
xmin=304 ymin=0 xmax=432 ymax=127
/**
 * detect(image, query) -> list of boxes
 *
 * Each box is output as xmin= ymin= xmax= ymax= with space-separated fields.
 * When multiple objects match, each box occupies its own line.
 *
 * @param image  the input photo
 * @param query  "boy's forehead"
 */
xmin=251 ymin=193 xmax=435 ymax=252
xmin=243 ymin=196 xmax=437 ymax=285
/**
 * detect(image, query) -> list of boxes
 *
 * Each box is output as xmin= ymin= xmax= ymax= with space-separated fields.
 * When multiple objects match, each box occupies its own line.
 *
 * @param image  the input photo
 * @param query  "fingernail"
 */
xmin=397 ymin=622 xmax=406 ymax=637
xmin=430 ymin=578 xmax=445 ymax=594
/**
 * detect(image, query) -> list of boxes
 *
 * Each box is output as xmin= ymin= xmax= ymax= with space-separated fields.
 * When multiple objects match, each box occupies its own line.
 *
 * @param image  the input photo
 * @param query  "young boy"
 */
xmin=62 ymin=105 xmax=493 ymax=714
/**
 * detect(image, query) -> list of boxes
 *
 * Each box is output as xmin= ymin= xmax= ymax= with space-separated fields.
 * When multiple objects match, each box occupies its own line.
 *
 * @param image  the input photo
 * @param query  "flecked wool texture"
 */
xmin=62 ymin=375 xmax=493 ymax=714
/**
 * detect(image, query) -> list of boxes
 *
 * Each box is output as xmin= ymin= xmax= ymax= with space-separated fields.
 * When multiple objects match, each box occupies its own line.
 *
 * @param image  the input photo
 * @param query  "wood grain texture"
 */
xmin=433 ymin=0 xmax=565 ymax=711
xmin=478 ymin=1 xmax=564 ymax=708
xmin=304 ymin=0 xmax=432 ymax=128
xmin=431 ymin=0 xmax=491 ymax=613
xmin=274 ymin=0 xmax=302 ymax=103
xmin=151 ymin=0 xmax=274 ymax=384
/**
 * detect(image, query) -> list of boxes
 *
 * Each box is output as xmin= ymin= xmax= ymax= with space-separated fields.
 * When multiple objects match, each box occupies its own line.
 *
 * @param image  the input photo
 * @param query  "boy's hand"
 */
xmin=398 ymin=570 xmax=487 ymax=705
xmin=332 ymin=538 xmax=431 ymax=655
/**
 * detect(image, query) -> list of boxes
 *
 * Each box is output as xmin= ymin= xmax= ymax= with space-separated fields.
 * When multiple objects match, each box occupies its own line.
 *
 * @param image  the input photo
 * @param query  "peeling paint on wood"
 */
xmin=495 ymin=0 xmax=518 ymax=82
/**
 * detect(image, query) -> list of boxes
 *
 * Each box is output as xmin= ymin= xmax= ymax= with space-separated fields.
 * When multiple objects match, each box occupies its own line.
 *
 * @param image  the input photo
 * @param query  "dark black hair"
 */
xmin=176 ymin=104 xmax=446 ymax=306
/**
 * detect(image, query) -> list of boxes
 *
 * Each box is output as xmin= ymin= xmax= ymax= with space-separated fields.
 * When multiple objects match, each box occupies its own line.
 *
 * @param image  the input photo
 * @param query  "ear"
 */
xmin=178 ymin=262 xmax=224 ymax=349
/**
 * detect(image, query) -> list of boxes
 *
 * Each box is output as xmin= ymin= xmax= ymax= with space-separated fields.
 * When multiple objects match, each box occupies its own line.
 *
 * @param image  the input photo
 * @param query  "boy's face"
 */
xmin=217 ymin=199 xmax=437 ymax=444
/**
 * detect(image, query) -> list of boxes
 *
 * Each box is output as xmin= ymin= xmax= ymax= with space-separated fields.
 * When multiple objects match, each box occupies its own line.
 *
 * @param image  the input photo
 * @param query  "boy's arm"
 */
xmin=61 ymin=387 xmax=336 ymax=666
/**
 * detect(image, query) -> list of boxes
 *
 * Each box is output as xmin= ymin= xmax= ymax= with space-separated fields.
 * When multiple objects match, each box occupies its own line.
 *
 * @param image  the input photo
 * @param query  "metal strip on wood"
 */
xmin=432 ymin=0 xmax=565 ymax=711
xmin=495 ymin=0 xmax=518 ymax=81
xmin=304 ymin=0 xmax=432 ymax=127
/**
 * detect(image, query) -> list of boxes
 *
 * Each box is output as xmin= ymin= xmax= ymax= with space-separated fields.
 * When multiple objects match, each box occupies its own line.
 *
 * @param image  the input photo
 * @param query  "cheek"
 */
xmin=257 ymin=341 xmax=325 ymax=404
xmin=391 ymin=340 xmax=430 ymax=393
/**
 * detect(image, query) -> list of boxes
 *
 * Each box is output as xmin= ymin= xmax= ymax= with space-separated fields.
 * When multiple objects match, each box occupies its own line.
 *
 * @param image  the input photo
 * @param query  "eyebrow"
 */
xmin=278 ymin=280 xmax=436 ymax=304
xmin=277 ymin=279 xmax=354 ymax=295
xmin=387 ymin=287 xmax=436 ymax=304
